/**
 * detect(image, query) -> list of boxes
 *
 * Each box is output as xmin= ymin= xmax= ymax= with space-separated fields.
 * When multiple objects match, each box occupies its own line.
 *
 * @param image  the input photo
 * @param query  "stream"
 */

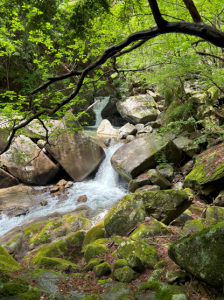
xmin=0 ymin=97 xmax=128 ymax=237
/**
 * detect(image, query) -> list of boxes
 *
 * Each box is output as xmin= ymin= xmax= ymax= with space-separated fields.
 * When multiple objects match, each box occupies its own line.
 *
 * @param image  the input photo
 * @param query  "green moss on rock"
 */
xmin=113 ymin=266 xmax=138 ymax=283
xmin=84 ymin=244 xmax=109 ymax=262
xmin=131 ymin=220 xmax=169 ymax=240
xmin=93 ymin=262 xmax=111 ymax=277
xmin=84 ymin=258 xmax=104 ymax=271
xmin=183 ymin=218 xmax=216 ymax=235
xmin=36 ymin=257 xmax=78 ymax=270
xmin=66 ymin=230 xmax=86 ymax=246
xmin=117 ymin=239 xmax=159 ymax=269
xmin=0 ymin=245 xmax=21 ymax=270
xmin=82 ymin=221 xmax=105 ymax=248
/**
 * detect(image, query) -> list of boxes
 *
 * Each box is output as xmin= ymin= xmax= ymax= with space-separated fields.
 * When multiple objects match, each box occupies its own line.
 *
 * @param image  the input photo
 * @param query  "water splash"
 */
xmin=0 ymin=142 xmax=128 ymax=237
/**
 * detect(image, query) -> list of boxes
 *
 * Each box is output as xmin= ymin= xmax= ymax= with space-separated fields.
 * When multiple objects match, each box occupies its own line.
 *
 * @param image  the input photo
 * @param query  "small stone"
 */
xmin=65 ymin=181 xmax=73 ymax=188
xmin=56 ymin=179 xmax=68 ymax=186
xmin=77 ymin=195 xmax=87 ymax=203
xmin=147 ymin=169 xmax=171 ymax=190
xmin=181 ymin=160 xmax=194 ymax=176
xmin=113 ymin=266 xmax=138 ymax=283
xmin=40 ymin=200 xmax=48 ymax=206
xmin=148 ymin=269 xmax=164 ymax=282
xmin=172 ymin=182 xmax=183 ymax=190
xmin=50 ymin=186 xmax=59 ymax=193
xmin=137 ymin=125 xmax=153 ymax=134
xmin=135 ymin=124 xmax=144 ymax=131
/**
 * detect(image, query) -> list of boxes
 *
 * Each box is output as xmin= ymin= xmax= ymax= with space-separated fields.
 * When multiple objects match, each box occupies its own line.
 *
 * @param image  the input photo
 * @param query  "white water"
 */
xmin=0 ymin=142 xmax=128 ymax=237
xmin=85 ymin=97 xmax=110 ymax=130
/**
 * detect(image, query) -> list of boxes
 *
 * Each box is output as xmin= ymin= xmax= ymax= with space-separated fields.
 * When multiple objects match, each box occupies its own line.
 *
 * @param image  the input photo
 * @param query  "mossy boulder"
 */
xmin=0 ymin=245 xmax=21 ymax=270
xmin=104 ymin=189 xmax=194 ymax=237
xmin=84 ymin=244 xmax=109 ymax=262
xmin=206 ymin=207 xmax=224 ymax=221
xmin=84 ymin=258 xmax=104 ymax=271
xmin=156 ymin=164 xmax=174 ymax=182
xmin=128 ymin=173 xmax=151 ymax=192
xmin=135 ymin=185 xmax=160 ymax=193
xmin=113 ymin=259 xmax=128 ymax=271
xmin=184 ymin=143 xmax=224 ymax=195
xmin=166 ymin=270 xmax=190 ymax=284
xmin=3 ymin=232 xmax=23 ymax=255
xmin=104 ymin=193 xmax=147 ymax=236
xmin=139 ymin=281 xmax=189 ymax=300
xmin=24 ymin=222 xmax=46 ymax=238
xmin=24 ymin=238 xmax=68 ymax=265
xmin=66 ymin=230 xmax=86 ymax=246
xmin=111 ymin=134 xmax=182 ymax=180
xmin=113 ymin=266 xmax=138 ymax=283
xmin=183 ymin=218 xmax=216 ymax=235
xmin=168 ymin=221 xmax=224 ymax=289
xmin=93 ymin=262 xmax=111 ymax=277
xmin=131 ymin=219 xmax=169 ymax=240
xmin=148 ymin=269 xmax=164 ymax=282
xmin=36 ymin=257 xmax=78 ymax=270
xmin=143 ymin=189 xmax=194 ymax=225
xmin=82 ymin=221 xmax=105 ymax=248
xmin=117 ymin=239 xmax=159 ymax=269
xmin=0 ymin=271 xmax=41 ymax=300
xmin=173 ymin=137 xmax=200 ymax=158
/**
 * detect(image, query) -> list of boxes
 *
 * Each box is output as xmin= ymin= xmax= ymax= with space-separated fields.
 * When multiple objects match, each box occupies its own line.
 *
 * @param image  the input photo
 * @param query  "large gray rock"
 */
xmin=0 ymin=135 xmax=59 ymax=185
xmin=111 ymin=134 xmax=182 ymax=180
xmin=173 ymin=137 xmax=200 ymax=158
xmin=0 ymin=185 xmax=42 ymax=216
xmin=116 ymin=94 xmax=159 ymax=124
xmin=101 ymin=97 xmax=119 ymax=118
xmin=24 ymin=119 xmax=60 ymax=139
xmin=46 ymin=114 xmax=105 ymax=182
xmin=104 ymin=189 xmax=194 ymax=236
xmin=0 ymin=169 xmax=19 ymax=189
xmin=168 ymin=221 xmax=224 ymax=289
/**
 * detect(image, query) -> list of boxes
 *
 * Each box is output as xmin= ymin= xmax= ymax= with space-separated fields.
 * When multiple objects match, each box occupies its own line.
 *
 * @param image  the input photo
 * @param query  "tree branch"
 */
xmin=147 ymin=0 xmax=168 ymax=30
xmin=196 ymin=51 xmax=224 ymax=62
xmin=182 ymin=0 xmax=203 ymax=23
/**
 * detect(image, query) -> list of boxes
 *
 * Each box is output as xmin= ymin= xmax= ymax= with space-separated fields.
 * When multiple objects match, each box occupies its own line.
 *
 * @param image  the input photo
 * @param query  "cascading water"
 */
xmin=0 ymin=142 xmax=128 ymax=237
xmin=85 ymin=96 xmax=110 ymax=131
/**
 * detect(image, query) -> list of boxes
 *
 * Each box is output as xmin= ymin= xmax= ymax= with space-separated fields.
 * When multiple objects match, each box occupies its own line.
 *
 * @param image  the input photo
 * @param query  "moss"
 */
xmin=0 ymin=246 xmax=21 ymax=270
xmin=82 ymin=221 xmax=105 ymax=248
xmin=66 ymin=230 xmax=86 ymax=246
xmin=24 ymin=239 xmax=68 ymax=265
xmin=206 ymin=207 xmax=224 ymax=221
xmin=117 ymin=239 xmax=159 ymax=269
xmin=71 ymin=273 xmax=84 ymax=277
xmin=36 ymin=257 xmax=77 ymax=270
xmin=183 ymin=218 xmax=216 ymax=235
xmin=148 ymin=269 xmax=164 ymax=282
xmin=93 ymin=262 xmax=111 ymax=277
xmin=113 ymin=259 xmax=128 ymax=272
xmin=24 ymin=222 xmax=45 ymax=238
xmin=84 ymin=258 xmax=104 ymax=271
xmin=82 ymin=295 xmax=99 ymax=300
xmin=84 ymin=244 xmax=109 ymax=262
xmin=131 ymin=221 xmax=169 ymax=240
xmin=154 ymin=260 xmax=167 ymax=270
xmin=113 ymin=266 xmax=138 ymax=283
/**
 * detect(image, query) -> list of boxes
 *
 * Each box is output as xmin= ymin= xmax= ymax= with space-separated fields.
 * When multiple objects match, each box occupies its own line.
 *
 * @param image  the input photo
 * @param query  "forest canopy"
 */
xmin=0 ymin=0 xmax=224 ymax=153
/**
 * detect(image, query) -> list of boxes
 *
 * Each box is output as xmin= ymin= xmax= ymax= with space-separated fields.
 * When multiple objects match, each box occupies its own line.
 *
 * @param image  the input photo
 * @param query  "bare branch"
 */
xmin=182 ymin=0 xmax=203 ymax=23
xmin=114 ymin=39 xmax=148 ymax=57
xmin=196 ymin=51 xmax=224 ymax=62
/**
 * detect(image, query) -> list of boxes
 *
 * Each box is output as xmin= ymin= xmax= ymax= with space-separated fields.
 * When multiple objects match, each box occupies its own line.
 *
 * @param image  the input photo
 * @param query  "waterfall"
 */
xmin=86 ymin=97 xmax=110 ymax=130
xmin=0 ymin=142 xmax=128 ymax=237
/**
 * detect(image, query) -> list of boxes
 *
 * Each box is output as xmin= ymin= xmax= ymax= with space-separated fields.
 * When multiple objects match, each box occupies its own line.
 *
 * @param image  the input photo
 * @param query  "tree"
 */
xmin=0 ymin=0 xmax=224 ymax=154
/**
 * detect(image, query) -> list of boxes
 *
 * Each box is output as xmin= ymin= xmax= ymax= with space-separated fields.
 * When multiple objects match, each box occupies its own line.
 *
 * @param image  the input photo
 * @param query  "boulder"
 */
xmin=96 ymin=119 xmax=119 ymax=137
xmin=135 ymin=124 xmax=144 ymax=131
xmin=118 ymin=123 xmax=137 ymax=138
xmin=214 ymin=190 xmax=224 ymax=207
xmin=156 ymin=164 xmax=174 ymax=182
xmin=46 ymin=114 xmax=105 ymax=182
xmin=0 ymin=186 xmax=42 ymax=216
xmin=117 ymin=239 xmax=159 ymax=269
xmin=130 ymin=219 xmax=169 ymax=240
xmin=166 ymin=271 xmax=190 ymax=285
xmin=137 ymin=125 xmax=153 ymax=134
xmin=0 ymin=117 xmax=12 ymax=152
xmin=147 ymin=169 xmax=171 ymax=189
xmin=101 ymin=97 xmax=119 ymax=118
xmin=147 ymin=90 xmax=164 ymax=102
xmin=173 ymin=137 xmax=200 ymax=158
xmin=168 ymin=221 xmax=224 ymax=289
xmin=184 ymin=143 xmax=224 ymax=195
xmin=126 ymin=135 xmax=135 ymax=142
xmin=113 ymin=266 xmax=138 ymax=283
xmin=0 ymin=245 xmax=21 ymax=270
xmin=0 ymin=135 xmax=59 ymax=185
xmin=135 ymin=185 xmax=160 ymax=193
xmin=24 ymin=119 xmax=60 ymax=139
xmin=116 ymin=94 xmax=159 ymax=124
xmin=181 ymin=160 xmax=194 ymax=176
xmin=0 ymin=169 xmax=19 ymax=189
xmin=111 ymin=134 xmax=182 ymax=181
xmin=128 ymin=173 xmax=151 ymax=192
xmin=93 ymin=262 xmax=111 ymax=277
xmin=104 ymin=189 xmax=194 ymax=236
